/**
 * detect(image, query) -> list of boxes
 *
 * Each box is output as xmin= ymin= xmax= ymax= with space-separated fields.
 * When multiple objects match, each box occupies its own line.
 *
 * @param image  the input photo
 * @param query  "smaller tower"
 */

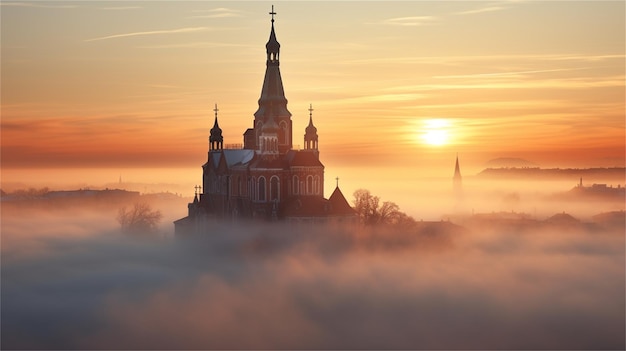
xmin=453 ymin=153 xmax=463 ymax=199
xmin=209 ymin=104 xmax=223 ymax=151
xmin=304 ymin=104 xmax=319 ymax=151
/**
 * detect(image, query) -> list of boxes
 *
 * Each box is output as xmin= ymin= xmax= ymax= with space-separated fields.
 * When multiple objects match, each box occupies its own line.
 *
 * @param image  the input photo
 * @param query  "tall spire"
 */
xmin=209 ymin=103 xmax=223 ymax=151
xmin=254 ymin=5 xmax=292 ymax=153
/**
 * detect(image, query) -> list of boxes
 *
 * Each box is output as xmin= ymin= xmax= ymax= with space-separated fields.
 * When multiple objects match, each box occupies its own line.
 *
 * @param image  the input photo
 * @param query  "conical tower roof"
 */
xmin=254 ymin=7 xmax=291 ymax=121
xmin=209 ymin=104 xmax=223 ymax=142
xmin=305 ymin=104 xmax=318 ymax=136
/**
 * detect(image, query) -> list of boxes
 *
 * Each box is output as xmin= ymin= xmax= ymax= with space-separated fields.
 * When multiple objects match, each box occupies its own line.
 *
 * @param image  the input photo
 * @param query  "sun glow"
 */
xmin=421 ymin=119 xmax=451 ymax=146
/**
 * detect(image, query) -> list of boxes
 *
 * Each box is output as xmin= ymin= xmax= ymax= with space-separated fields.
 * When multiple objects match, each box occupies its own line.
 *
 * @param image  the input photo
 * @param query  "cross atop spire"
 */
xmin=336 ymin=177 xmax=339 ymax=188
xmin=269 ymin=5 xmax=276 ymax=23
xmin=308 ymin=103 xmax=314 ymax=119
xmin=213 ymin=103 xmax=219 ymax=119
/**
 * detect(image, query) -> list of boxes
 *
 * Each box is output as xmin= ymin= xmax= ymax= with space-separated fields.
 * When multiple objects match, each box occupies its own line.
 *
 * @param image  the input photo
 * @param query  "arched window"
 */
xmin=258 ymin=177 xmax=266 ymax=202
xmin=314 ymin=175 xmax=320 ymax=195
xmin=270 ymin=176 xmax=280 ymax=201
xmin=306 ymin=175 xmax=313 ymax=195
xmin=238 ymin=177 xmax=242 ymax=196
xmin=292 ymin=175 xmax=299 ymax=195
xmin=279 ymin=121 xmax=288 ymax=145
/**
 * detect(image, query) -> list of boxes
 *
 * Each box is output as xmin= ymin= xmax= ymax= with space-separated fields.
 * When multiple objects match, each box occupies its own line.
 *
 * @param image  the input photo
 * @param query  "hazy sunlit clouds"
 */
xmin=2 ymin=203 xmax=624 ymax=349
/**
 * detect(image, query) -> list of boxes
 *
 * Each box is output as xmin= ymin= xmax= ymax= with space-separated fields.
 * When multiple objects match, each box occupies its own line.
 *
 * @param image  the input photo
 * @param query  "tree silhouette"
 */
xmin=353 ymin=189 xmax=414 ymax=226
xmin=117 ymin=202 xmax=162 ymax=235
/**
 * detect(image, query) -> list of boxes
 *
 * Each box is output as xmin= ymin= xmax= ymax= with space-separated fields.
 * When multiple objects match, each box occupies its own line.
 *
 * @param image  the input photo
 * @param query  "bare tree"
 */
xmin=353 ymin=189 xmax=414 ymax=226
xmin=353 ymin=189 xmax=380 ymax=225
xmin=117 ymin=202 xmax=162 ymax=235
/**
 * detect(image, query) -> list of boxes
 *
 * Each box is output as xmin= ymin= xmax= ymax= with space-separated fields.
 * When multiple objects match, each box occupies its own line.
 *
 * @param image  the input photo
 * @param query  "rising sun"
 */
xmin=420 ymin=119 xmax=451 ymax=146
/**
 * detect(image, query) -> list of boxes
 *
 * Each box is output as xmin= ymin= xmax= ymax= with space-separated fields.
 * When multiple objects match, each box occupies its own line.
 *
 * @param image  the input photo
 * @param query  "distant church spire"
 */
xmin=454 ymin=153 xmax=463 ymax=199
xmin=209 ymin=103 xmax=223 ymax=151
xmin=304 ymin=103 xmax=319 ymax=151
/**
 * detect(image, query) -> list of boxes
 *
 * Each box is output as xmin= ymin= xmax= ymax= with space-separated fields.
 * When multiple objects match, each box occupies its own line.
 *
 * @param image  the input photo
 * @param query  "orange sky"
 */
xmin=2 ymin=1 xmax=624 ymax=184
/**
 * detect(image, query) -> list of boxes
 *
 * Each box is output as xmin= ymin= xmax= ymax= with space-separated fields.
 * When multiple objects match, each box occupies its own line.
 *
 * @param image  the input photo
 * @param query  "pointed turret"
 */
xmin=253 ymin=5 xmax=292 ymax=153
xmin=304 ymin=104 xmax=319 ymax=151
xmin=266 ymin=9 xmax=280 ymax=63
xmin=209 ymin=104 xmax=223 ymax=151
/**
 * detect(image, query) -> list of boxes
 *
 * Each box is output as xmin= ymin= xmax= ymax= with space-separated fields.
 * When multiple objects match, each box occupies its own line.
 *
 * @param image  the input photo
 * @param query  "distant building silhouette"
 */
xmin=453 ymin=153 xmax=463 ymax=200
xmin=175 ymin=8 xmax=356 ymax=234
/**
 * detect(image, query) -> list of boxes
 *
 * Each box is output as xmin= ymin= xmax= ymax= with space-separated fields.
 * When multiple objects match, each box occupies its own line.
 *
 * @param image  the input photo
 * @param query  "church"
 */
xmin=174 ymin=9 xmax=356 ymax=235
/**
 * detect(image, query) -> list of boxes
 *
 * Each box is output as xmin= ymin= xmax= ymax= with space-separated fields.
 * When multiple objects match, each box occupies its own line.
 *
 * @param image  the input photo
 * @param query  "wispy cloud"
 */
xmin=378 ymin=16 xmax=439 ymax=27
xmin=433 ymin=67 xmax=591 ymax=79
xmin=189 ymin=7 xmax=242 ymax=19
xmin=385 ymin=75 xmax=625 ymax=92
xmin=342 ymin=53 xmax=625 ymax=66
xmin=455 ymin=6 xmax=505 ymax=15
xmin=84 ymin=27 xmax=210 ymax=42
xmin=0 ymin=2 xmax=76 ymax=9
xmin=137 ymin=42 xmax=249 ymax=49
xmin=100 ymin=6 xmax=142 ymax=11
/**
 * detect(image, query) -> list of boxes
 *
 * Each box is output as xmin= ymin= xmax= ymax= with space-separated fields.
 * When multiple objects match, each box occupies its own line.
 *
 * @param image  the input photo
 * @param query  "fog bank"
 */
xmin=2 ymin=206 xmax=624 ymax=349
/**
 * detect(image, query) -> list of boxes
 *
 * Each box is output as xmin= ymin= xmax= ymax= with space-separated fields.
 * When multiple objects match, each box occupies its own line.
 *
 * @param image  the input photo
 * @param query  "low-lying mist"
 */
xmin=2 ymin=203 xmax=624 ymax=350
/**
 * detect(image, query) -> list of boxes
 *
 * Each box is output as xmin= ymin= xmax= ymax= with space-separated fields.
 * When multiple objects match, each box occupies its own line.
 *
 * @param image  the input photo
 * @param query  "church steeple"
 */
xmin=254 ymin=5 xmax=292 ymax=153
xmin=209 ymin=103 xmax=223 ymax=151
xmin=453 ymin=153 xmax=463 ymax=198
xmin=304 ymin=103 xmax=318 ymax=151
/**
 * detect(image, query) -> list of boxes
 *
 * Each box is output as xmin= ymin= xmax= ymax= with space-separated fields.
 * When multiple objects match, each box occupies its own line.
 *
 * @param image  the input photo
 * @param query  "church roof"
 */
xmin=209 ymin=103 xmax=223 ymax=141
xmin=305 ymin=115 xmax=318 ymax=136
xmin=210 ymin=116 xmax=223 ymax=141
xmin=266 ymin=23 xmax=280 ymax=54
xmin=328 ymin=186 xmax=357 ymax=216
xmin=280 ymin=195 xmax=331 ymax=218
xmin=286 ymin=150 xmax=324 ymax=167
xmin=210 ymin=149 xmax=255 ymax=169
xmin=250 ymin=155 xmax=289 ymax=170
xmin=223 ymin=149 xmax=255 ymax=167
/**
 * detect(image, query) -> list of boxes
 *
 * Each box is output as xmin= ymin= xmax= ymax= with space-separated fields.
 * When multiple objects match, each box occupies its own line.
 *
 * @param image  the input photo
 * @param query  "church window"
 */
xmin=270 ymin=176 xmax=280 ymax=201
xmin=279 ymin=121 xmax=287 ymax=144
xmin=258 ymin=177 xmax=266 ymax=202
xmin=306 ymin=175 xmax=313 ymax=195
xmin=314 ymin=175 xmax=320 ymax=195
xmin=292 ymin=175 xmax=299 ymax=195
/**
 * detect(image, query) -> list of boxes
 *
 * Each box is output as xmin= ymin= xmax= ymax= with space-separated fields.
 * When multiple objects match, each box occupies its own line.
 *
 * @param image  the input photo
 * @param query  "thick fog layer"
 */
xmin=2 ymin=205 xmax=624 ymax=350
